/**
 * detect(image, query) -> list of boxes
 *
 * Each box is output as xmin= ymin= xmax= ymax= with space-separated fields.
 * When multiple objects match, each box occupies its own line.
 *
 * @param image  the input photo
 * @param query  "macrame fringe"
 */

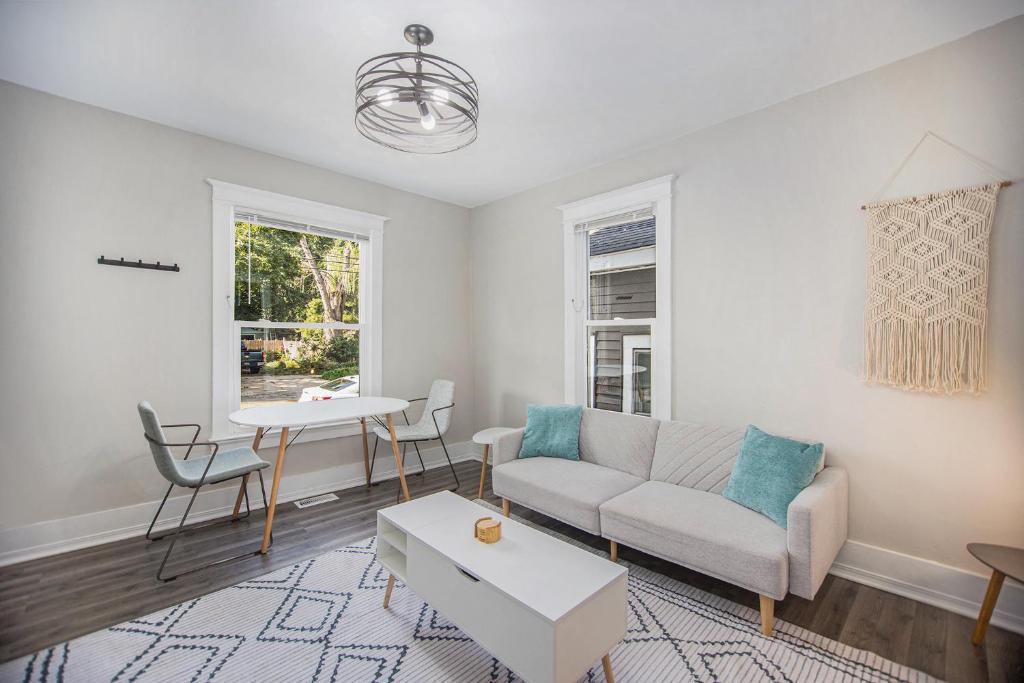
xmin=865 ymin=316 xmax=987 ymax=395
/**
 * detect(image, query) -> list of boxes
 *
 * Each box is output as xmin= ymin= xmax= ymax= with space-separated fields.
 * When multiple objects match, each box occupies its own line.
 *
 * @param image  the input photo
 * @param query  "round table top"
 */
xmin=592 ymin=364 xmax=647 ymax=379
xmin=472 ymin=427 xmax=518 ymax=445
xmin=229 ymin=396 xmax=410 ymax=429
xmin=967 ymin=543 xmax=1024 ymax=583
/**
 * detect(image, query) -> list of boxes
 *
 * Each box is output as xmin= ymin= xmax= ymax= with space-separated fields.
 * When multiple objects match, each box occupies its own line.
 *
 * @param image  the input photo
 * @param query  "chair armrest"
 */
xmin=161 ymin=423 xmax=203 ymax=458
xmin=430 ymin=403 xmax=454 ymax=436
xmin=491 ymin=428 xmax=525 ymax=467
xmin=786 ymin=466 xmax=848 ymax=600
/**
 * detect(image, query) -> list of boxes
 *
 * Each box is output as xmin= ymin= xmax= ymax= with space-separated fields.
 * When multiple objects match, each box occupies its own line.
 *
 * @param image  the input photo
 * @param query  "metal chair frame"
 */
xmin=144 ymin=423 xmax=271 ymax=582
xmin=368 ymin=399 xmax=459 ymax=499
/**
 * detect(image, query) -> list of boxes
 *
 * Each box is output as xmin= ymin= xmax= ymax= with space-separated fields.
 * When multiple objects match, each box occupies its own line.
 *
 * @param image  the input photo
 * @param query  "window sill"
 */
xmin=211 ymin=420 xmax=366 ymax=450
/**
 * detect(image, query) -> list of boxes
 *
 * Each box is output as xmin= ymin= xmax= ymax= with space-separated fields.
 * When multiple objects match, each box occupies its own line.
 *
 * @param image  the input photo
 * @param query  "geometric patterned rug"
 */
xmin=2 ymin=526 xmax=939 ymax=682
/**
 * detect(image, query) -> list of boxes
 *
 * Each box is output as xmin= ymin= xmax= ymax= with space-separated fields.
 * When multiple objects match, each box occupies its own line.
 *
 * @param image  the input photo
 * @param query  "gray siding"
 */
xmin=589 ymin=267 xmax=655 ymax=413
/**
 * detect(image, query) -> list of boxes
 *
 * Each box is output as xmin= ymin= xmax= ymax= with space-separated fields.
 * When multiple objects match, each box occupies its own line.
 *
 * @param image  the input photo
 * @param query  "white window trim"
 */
xmin=207 ymin=179 xmax=388 ymax=445
xmin=558 ymin=174 xmax=674 ymax=420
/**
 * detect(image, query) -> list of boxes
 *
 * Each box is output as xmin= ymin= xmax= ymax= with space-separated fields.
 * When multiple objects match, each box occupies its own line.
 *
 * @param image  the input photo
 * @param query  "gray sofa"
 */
xmin=491 ymin=408 xmax=848 ymax=636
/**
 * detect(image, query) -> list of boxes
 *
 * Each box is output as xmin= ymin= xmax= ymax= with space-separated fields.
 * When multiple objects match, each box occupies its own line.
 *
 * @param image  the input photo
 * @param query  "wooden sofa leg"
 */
xmin=759 ymin=595 xmax=774 ymax=636
xmin=501 ymin=498 xmax=510 ymax=517
xmin=609 ymin=541 xmax=618 ymax=562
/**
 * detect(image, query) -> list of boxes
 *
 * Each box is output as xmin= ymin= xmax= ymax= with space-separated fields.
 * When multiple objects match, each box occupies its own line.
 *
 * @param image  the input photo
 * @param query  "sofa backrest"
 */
xmin=649 ymin=421 xmax=745 ymax=493
xmin=579 ymin=407 xmax=660 ymax=479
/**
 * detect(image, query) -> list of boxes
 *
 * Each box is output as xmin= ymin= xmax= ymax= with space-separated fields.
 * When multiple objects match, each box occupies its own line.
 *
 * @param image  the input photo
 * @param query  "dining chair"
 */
xmin=138 ymin=401 xmax=272 ymax=581
xmin=368 ymin=379 xmax=458 ymax=496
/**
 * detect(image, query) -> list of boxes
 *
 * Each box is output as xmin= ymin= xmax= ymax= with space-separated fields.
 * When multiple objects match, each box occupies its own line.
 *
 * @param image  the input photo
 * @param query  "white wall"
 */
xmin=0 ymin=80 xmax=473 ymax=537
xmin=470 ymin=16 xmax=1023 ymax=586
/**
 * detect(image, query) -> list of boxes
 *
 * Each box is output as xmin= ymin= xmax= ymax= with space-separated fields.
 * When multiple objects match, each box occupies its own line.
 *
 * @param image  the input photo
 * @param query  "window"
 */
xmin=559 ymin=176 xmax=673 ymax=420
xmin=209 ymin=180 xmax=387 ymax=441
xmin=234 ymin=219 xmax=362 ymax=409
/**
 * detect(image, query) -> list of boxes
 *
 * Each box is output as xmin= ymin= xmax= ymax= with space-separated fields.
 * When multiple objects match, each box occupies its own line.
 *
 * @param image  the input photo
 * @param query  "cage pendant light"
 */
xmin=355 ymin=24 xmax=479 ymax=154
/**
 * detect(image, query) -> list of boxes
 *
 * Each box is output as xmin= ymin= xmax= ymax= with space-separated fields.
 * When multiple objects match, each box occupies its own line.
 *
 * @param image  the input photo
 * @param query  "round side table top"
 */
xmin=967 ymin=543 xmax=1024 ymax=583
xmin=473 ymin=427 xmax=517 ymax=445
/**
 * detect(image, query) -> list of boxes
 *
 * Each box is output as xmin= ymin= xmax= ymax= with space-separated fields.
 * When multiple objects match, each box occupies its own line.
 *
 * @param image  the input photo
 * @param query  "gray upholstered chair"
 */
xmin=368 ymin=379 xmax=458 ymax=496
xmin=138 ymin=401 xmax=271 ymax=581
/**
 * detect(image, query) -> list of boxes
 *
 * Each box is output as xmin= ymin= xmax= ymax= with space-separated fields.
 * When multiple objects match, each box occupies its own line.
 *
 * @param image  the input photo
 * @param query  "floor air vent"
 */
xmin=294 ymin=493 xmax=339 ymax=509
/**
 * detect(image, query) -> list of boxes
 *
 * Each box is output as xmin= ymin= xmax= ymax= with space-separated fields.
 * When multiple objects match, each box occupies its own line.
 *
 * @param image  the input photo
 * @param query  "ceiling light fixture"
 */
xmin=355 ymin=24 xmax=479 ymax=154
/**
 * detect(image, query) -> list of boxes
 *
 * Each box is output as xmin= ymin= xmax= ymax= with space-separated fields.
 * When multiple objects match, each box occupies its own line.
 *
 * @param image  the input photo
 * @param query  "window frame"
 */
xmin=558 ymin=175 xmax=674 ymax=420
xmin=208 ymin=179 xmax=388 ymax=443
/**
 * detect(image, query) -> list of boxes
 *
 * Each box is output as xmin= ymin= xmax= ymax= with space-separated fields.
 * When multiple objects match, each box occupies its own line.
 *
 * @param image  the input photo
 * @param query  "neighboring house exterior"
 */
xmin=588 ymin=218 xmax=655 ymax=416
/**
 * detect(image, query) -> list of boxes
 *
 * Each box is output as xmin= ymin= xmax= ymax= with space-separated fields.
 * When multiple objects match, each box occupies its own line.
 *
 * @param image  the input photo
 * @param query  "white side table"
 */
xmin=472 ymin=427 xmax=517 ymax=499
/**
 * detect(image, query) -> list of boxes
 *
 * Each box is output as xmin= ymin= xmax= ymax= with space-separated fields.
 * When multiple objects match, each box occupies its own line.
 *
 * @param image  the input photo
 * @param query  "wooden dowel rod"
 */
xmin=860 ymin=180 xmax=1013 ymax=210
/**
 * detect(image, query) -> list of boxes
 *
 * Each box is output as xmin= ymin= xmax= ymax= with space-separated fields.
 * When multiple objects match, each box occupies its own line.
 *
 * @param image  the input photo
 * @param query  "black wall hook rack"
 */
xmin=98 ymin=256 xmax=180 ymax=272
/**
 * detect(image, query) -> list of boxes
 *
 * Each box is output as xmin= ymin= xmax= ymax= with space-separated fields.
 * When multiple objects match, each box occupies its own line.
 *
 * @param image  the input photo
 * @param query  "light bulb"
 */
xmin=377 ymin=88 xmax=395 ymax=107
xmin=432 ymin=87 xmax=449 ymax=103
xmin=417 ymin=100 xmax=436 ymax=130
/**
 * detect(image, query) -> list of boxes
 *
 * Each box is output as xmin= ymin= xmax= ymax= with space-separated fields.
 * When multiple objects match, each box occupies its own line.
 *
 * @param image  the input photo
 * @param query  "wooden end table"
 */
xmin=967 ymin=542 xmax=1024 ymax=645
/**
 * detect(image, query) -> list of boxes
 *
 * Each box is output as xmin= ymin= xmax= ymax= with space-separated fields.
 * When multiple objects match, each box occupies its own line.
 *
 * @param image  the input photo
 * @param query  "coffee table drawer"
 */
xmin=406 ymin=535 xmax=625 ymax=683
xmin=407 ymin=536 xmax=555 ymax=681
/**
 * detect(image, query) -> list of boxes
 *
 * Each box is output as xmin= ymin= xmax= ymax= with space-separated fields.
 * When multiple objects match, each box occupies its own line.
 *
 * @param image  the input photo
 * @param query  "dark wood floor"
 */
xmin=1 ymin=460 xmax=1021 ymax=681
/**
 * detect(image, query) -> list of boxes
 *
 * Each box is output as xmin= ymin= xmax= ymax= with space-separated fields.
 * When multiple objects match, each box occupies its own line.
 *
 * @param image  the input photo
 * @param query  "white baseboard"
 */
xmin=831 ymin=539 xmax=1024 ymax=635
xmin=0 ymin=440 xmax=476 ymax=568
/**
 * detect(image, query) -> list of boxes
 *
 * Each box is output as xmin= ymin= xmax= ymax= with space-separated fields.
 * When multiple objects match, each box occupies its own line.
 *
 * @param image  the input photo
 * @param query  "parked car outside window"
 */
xmin=299 ymin=375 xmax=359 ymax=402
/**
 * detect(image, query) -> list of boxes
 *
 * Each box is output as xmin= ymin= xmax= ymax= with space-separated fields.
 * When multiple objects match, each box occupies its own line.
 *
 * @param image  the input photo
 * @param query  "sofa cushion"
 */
xmin=723 ymin=425 xmax=823 ymax=528
xmin=578 ymin=408 xmax=660 ymax=480
xmin=599 ymin=481 xmax=789 ymax=599
xmin=519 ymin=404 xmax=583 ymax=460
xmin=493 ymin=458 xmax=645 ymax=534
xmin=649 ymin=421 xmax=745 ymax=493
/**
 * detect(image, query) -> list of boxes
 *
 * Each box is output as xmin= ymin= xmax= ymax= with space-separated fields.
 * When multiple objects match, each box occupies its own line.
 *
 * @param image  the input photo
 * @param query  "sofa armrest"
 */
xmin=786 ymin=466 xmax=848 ymax=600
xmin=491 ymin=428 xmax=525 ymax=467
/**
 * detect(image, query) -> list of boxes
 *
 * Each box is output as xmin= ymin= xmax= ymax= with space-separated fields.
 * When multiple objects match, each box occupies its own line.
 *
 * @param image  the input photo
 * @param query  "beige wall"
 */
xmin=0 ymin=80 xmax=472 ymax=529
xmin=469 ymin=17 xmax=1024 ymax=574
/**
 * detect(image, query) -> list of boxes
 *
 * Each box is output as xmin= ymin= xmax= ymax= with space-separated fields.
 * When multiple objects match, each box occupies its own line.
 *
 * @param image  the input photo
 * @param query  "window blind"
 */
xmin=233 ymin=211 xmax=365 ymax=242
xmin=574 ymin=206 xmax=654 ymax=233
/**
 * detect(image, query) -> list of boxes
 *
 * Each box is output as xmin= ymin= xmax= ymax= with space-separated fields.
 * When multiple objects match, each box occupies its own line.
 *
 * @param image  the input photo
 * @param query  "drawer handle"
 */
xmin=455 ymin=566 xmax=480 ymax=582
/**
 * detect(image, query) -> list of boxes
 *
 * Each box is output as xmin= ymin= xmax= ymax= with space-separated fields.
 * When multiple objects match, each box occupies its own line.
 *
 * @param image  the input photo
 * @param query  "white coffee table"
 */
xmin=377 ymin=491 xmax=626 ymax=683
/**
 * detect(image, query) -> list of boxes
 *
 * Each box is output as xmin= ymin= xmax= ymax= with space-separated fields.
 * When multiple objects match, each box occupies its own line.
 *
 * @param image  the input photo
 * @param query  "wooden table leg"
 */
xmin=232 ymin=427 xmax=264 ymax=520
xmin=360 ymin=418 xmax=371 ymax=487
xmin=477 ymin=444 xmax=489 ymax=499
xmin=601 ymin=654 xmax=614 ymax=683
xmin=383 ymin=574 xmax=395 ymax=608
xmin=231 ymin=474 xmax=250 ymax=520
xmin=972 ymin=569 xmax=1005 ymax=645
xmin=260 ymin=427 xmax=289 ymax=553
xmin=386 ymin=414 xmax=411 ymax=502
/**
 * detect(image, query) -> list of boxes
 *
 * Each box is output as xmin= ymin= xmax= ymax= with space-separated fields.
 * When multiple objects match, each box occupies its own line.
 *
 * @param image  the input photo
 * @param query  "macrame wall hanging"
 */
xmin=861 ymin=132 xmax=1011 ymax=395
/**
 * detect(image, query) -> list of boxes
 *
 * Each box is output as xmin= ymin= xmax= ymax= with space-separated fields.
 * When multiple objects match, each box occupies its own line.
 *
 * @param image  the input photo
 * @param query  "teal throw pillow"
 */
xmin=518 ymin=404 xmax=583 ymax=461
xmin=723 ymin=425 xmax=823 ymax=528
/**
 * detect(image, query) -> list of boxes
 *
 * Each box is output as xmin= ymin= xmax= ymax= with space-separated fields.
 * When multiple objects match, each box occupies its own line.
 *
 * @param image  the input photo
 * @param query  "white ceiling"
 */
xmin=1 ymin=1 xmax=1021 ymax=207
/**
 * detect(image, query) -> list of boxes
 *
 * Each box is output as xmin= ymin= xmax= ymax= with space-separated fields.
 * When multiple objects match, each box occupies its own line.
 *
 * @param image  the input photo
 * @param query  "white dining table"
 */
xmin=228 ymin=396 xmax=411 ymax=553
